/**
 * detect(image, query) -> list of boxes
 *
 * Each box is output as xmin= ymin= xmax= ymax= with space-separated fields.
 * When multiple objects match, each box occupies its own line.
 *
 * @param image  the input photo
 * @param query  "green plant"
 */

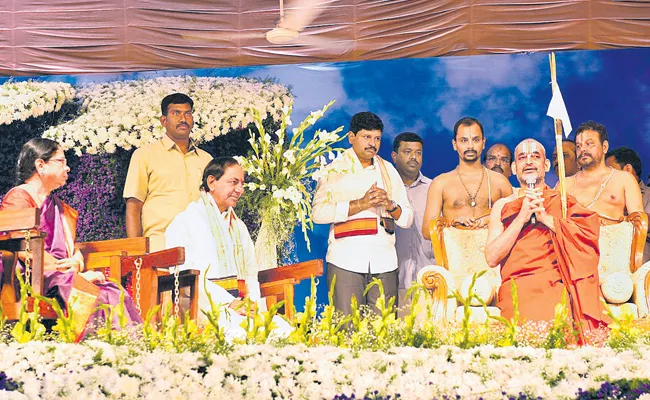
xmin=488 ymin=278 xmax=520 ymax=347
xmin=317 ymin=275 xmax=351 ymax=346
xmin=10 ymin=269 xmax=46 ymax=343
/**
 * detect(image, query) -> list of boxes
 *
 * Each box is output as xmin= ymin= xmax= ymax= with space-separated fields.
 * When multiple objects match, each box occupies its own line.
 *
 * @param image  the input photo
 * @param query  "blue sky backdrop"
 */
xmin=4 ymin=47 xmax=650 ymax=309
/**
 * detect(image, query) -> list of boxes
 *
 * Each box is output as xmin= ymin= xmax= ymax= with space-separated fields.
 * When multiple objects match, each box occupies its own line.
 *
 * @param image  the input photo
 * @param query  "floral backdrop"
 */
xmin=0 ymin=77 xmax=292 ymax=242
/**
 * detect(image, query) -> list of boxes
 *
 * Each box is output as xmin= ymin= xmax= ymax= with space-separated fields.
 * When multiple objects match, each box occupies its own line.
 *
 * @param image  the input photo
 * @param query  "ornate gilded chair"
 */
xmin=597 ymin=211 xmax=649 ymax=318
xmin=419 ymin=217 xmax=501 ymax=322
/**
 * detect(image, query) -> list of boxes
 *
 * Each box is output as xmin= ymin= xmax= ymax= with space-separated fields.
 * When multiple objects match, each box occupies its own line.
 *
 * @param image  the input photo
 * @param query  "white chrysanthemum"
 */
xmin=40 ymin=76 xmax=291 ymax=155
xmin=0 ymin=81 xmax=75 ymax=126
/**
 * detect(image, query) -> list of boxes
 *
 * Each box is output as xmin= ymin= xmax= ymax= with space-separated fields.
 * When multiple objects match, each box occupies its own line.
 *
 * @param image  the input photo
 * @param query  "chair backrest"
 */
xmin=429 ymin=217 xmax=490 ymax=288
xmin=0 ymin=208 xmax=49 ymax=319
xmin=598 ymin=211 xmax=648 ymax=275
xmin=0 ymin=208 xmax=40 ymax=232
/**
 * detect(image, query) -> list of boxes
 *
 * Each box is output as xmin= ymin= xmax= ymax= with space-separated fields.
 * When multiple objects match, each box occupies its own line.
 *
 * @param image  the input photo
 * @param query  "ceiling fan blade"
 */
xmin=279 ymin=0 xmax=327 ymax=32
xmin=295 ymin=35 xmax=354 ymax=54
xmin=181 ymin=30 xmax=265 ymax=43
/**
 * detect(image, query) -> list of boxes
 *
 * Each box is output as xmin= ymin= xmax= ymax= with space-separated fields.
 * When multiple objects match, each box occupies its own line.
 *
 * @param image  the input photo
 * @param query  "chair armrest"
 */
xmin=632 ymin=262 xmax=650 ymax=318
xmin=258 ymin=259 xmax=323 ymax=284
xmin=121 ymin=247 xmax=185 ymax=276
xmin=417 ymin=265 xmax=456 ymax=321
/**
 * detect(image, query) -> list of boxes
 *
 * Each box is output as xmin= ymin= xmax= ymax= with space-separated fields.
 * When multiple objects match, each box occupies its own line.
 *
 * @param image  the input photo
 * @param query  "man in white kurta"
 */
xmin=165 ymin=158 xmax=291 ymax=340
xmin=312 ymin=112 xmax=413 ymax=315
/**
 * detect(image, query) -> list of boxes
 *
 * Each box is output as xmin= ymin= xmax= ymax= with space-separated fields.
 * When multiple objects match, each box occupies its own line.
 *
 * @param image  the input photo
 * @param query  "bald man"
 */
xmin=486 ymin=139 xmax=608 ymax=335
xmin=484 ymin=143 xmax=513 ymax=177
xmin=567 ymin=121 xmax=643 ymax=220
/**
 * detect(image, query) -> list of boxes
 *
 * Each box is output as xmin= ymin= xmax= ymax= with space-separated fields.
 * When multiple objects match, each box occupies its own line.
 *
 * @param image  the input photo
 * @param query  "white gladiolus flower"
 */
xmin=283 ymin=149 xmax=296 ymax=164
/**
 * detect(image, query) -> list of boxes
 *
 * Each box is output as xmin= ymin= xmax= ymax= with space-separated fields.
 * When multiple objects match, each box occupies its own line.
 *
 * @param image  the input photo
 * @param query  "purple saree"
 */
xmin=1 ymin=188 xmax=142 ymax=336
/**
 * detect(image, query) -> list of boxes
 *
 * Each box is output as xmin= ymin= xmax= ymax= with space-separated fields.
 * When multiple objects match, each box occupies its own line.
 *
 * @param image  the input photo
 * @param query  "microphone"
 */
xmin=525 ymin=177 xmax=537 ymax=224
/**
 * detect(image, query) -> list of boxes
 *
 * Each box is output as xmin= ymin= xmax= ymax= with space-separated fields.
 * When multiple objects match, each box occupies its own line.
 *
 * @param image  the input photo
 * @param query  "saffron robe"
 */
xmin=1 ymin=187 xmax=142 ymax=337
xmin=498 ymin=189 xmax=609 ymax=331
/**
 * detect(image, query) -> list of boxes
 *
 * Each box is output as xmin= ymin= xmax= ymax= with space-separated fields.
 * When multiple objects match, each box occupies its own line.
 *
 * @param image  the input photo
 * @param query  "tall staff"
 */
xmin=547 ymin=52 xmax=572 ymax=219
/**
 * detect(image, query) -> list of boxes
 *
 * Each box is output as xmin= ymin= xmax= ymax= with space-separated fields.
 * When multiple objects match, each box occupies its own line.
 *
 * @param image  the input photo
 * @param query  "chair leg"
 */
xmin=189 ymin=276 xmax=199 ymax=321
xmin=137 ymin=268 xmax=158 ymax=322
xmin=283 ymin=284 xmax=295 ymax=320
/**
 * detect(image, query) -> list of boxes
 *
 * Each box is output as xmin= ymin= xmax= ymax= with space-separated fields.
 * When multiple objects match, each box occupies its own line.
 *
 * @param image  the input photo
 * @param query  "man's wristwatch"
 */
xmin=386 ymin=201 xmax=398 ymax=213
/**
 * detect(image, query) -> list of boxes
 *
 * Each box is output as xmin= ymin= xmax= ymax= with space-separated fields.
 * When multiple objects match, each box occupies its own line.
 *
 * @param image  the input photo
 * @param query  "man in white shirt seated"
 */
xmin=165 ymin=156 xmax=291 ymax=340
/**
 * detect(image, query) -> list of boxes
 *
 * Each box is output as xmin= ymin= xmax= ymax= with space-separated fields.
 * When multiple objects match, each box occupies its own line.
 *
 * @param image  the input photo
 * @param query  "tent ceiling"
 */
xmin=1 ymin=0 xmax=649 ymax=76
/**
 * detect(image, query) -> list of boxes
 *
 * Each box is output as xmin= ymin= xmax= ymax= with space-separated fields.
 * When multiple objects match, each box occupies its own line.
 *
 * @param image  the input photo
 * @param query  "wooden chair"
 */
xmin=597 ymin=211 xmax=649 ymax=318
xmin=258 ymin=259 xmax=324 ymax=319
xmin=120 ymin=247 xmax=197 ymax=321
xmin=79 ymin=240 xmax=198 ymax=321
xmin=0 ymin=208 xmax=55 ymax=320
xmin=136 ymin=258 xmax=324 ymax=321
xmin=422 ymin=217 xmax=501 ymax=322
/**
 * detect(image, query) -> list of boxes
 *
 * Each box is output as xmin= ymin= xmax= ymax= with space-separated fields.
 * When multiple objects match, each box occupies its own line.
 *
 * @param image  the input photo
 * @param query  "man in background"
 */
xmin=391 ymin=132 xmax=435 ymax=317
xmin=124 ymin=93 xmax=213 ymax=251
xmin=552 ymin=139 xmax=579 ymax=178
xmin=483 ymin=143 xmax=512 ymax=178
xmin=606 ymin=146 xmax=650 ymax=263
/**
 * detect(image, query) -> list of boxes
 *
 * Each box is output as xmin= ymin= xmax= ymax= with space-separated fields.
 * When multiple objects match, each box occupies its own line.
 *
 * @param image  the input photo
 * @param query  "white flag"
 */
xmin=546 ymin=82 xmax=572 ymax=137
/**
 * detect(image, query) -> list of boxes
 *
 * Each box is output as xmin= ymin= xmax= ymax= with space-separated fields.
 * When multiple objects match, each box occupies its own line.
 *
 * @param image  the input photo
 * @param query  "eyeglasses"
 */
xmin=48 ymin=158 xmax=68 ymax=166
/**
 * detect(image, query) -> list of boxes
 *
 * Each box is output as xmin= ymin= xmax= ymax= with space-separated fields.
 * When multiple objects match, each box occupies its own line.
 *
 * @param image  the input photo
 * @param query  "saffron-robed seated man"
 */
xmin=164 ymin=157 xmax=291 ymax=339
xmin=485 ymin=139 xmax=608 ymax=331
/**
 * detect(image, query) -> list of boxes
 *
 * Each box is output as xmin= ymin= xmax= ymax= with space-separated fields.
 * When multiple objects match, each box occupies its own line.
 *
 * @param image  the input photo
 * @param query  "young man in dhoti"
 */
xmin=485 ymin=139 xmax=609 ymax=333
xmin=422 ymin=117 xmax=513 ymax=234
xmin=165 ymin=157 xmax=291 ymax=340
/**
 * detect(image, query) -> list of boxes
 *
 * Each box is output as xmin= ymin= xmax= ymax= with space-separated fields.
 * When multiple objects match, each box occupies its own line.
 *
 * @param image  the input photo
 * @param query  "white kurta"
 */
xmin=312 ymin=148 xmax=414 ymax=274
xmin=165 ymin=198 xmax=291 ymax=340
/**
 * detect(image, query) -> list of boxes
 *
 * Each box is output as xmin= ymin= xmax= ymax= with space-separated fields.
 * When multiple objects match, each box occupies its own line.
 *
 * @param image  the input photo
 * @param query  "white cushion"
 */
xmin=601 ymin=271 xmax=634 ymax=304
xmin=598 ymin=222 xmax=633 ymax=276
xmin=460 ymin=274 xmax=495 ymax=306
xmin=442 ymin=227 xmax=490 ymax=288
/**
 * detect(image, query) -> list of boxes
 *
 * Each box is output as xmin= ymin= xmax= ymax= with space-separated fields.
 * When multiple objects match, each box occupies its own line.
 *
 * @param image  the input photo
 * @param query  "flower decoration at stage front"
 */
xmin=0 ymin=80 xmax=75 ymax=126
xmin=43 ymin=76 xmax=292 ymax=155
xmin=236 ymin=100 xmax=345 ymax=252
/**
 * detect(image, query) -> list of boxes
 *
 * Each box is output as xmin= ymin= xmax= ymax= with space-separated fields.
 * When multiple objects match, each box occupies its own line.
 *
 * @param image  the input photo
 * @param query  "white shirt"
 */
xmin=312 ymin=148 xmax=414 ymax=274
xmin=164 ymin=199 xmax=260 ymax=306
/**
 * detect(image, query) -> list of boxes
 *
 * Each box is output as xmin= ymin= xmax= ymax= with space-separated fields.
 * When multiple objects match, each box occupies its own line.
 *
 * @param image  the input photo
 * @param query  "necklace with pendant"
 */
xmin=457 ymin=167 xmax=485 ymax=210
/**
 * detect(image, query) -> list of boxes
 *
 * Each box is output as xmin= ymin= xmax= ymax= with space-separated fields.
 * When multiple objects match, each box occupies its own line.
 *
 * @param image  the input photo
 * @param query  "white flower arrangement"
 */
xmin=42 ymin=76 xmax=292 ymax=155
xmin=2 ymin=342 xmax=650 ymax=399
xmin=0 ymin=81 xmax=75 ymax=126
xmin=235 ymin=100 xmax=345 ymax=253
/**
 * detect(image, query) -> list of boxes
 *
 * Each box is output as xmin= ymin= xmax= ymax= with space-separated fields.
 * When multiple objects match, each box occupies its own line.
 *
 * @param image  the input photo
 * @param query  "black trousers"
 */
xmin=326 ymin=262 xmax=398 ymax=316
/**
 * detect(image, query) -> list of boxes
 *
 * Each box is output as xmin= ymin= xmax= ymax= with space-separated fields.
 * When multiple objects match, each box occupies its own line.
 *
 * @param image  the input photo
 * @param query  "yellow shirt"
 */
xmin=123 ymin=135 xmax=212 ymax=251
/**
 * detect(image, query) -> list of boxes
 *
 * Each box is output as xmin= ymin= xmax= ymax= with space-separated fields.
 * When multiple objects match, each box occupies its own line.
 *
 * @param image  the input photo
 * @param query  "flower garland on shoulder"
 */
xmin=0 ymin=80 xmax=75 ymax=126
xmin=235 ymin=100 xmax=345 ymax=252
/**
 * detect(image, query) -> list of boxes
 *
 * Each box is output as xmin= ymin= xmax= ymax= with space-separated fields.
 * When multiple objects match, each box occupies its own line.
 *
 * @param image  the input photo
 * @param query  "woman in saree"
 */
xmin=0 ymin=138 xmax=141 ymax=337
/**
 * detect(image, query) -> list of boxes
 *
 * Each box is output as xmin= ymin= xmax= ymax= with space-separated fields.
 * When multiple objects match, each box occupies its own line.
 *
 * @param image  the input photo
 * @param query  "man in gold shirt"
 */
xmin=123 ymin=93 xmax=213 ymax=251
